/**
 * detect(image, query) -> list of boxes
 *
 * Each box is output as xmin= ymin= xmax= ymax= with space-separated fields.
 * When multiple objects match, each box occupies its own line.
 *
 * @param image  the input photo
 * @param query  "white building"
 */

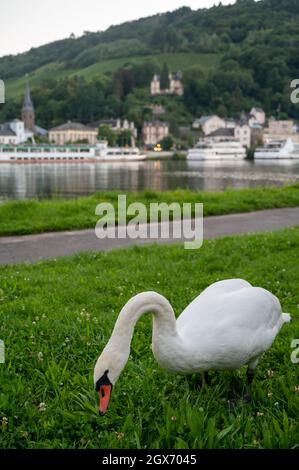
xmin=142 ymin=121 xmax=169 ymax=146
xmin=224 ymin=119 xmax=237 ymax=129
xmin=0 ymin=126 xmax=18 ymax=145
xmin=150 ymin=75 xmax=161 ymax=96
xmin=168 ymin=72 xmax=184 ymax=96
xmin=206 ymin=123 xmax=251 ymax=148
xmin=92 ymin=119 xmax=137 ymax=138
xmin=193 ymin=115 xmax=226 ymax=136
xmin=234 ymin=123 xmax=251 ymax=148
xmin=249 ymin=107 xmax=266 ymax=126
xmin=0 ymin=120 xmax=33 ymax=144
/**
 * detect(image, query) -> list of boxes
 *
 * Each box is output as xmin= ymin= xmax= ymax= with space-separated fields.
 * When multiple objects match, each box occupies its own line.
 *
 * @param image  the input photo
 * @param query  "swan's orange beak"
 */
xmin=99 ymin=384 xmax=112 ymax=416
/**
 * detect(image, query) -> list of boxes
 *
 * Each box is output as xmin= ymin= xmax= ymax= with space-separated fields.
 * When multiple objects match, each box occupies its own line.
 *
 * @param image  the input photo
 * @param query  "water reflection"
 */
xmin=0 ymin=159 xmax=298 ymax=200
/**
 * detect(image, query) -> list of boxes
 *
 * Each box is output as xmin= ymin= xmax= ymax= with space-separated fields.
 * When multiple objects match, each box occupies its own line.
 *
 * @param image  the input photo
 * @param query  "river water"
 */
xmin=0 ymin=159 xmax=299 ymax=200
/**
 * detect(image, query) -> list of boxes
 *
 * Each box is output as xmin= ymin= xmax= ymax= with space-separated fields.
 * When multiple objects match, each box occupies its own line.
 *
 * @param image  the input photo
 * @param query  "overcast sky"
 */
xmin=0 ymin=0 xmax=236 ymax=58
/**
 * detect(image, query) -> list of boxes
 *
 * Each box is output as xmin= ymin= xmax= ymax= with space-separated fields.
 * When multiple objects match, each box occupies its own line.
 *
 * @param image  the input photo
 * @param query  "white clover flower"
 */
xmin=37 ymin=352 xmax=44 ymax=362
xmin=38 ymin=403 xmax=47 ymax=412
xmin=1 ymin=416 xmax=8 ymax=425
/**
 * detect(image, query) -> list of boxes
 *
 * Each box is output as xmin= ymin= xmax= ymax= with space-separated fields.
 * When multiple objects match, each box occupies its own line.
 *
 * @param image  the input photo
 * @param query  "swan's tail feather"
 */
xmin=282 ymin=313 xmax=291 ymax=324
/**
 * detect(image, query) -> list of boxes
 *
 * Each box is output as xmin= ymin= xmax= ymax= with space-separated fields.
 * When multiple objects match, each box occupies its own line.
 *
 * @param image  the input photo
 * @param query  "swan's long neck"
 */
xmin=103 ymin=292 xmax=184 ymax=380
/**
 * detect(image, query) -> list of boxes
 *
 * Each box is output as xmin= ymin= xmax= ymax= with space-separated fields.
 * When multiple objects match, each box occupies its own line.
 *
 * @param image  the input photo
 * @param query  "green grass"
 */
xmin=72 ymin=52 xmax=221 ymax=80
xmin=1 ymin=185 xmax=299 ymax=237
xmin=0 ymin=227 xmax=298 ymax=448
xmin=5 ymin=63 xmax=81 ymax=99
xmin=5 ymin=53 xmax=220 ymax=99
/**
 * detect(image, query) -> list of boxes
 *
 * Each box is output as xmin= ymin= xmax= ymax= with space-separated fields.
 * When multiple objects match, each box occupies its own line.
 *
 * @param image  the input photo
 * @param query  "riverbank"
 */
xmin=0 ymin=184 xmax=299 ymax=237
xmin=0 ymin=227 xmax=297 ymax=448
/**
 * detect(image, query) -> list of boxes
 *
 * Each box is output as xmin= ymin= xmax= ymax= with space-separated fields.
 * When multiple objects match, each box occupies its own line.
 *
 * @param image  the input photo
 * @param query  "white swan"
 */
xmin=94 ymin=279 xmax=291 ymax=415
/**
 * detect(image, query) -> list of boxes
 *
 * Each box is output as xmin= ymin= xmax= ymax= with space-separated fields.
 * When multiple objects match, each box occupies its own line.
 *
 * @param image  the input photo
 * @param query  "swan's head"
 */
xmin=94 ymin=347 xmax=129 ymax=416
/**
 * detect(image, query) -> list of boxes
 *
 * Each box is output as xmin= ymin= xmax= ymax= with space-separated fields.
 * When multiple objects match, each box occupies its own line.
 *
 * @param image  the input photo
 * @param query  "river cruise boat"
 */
xmin=0 ymin=141 xmax=146 ymax=163
xmin=254 ymin=139 xmax=299 ymax=159
xmin=187 ymin=139 xmax=246 ymax=161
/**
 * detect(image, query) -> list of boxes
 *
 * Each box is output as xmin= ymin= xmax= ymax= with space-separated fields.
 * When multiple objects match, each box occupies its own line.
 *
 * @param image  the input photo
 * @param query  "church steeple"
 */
xmin=22 ymin=78 xmax=35 ymax=132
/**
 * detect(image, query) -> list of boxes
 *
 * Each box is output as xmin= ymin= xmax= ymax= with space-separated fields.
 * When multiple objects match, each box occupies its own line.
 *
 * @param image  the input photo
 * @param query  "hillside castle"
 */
xmin=150 ymin=72 xmax=183 ymax=96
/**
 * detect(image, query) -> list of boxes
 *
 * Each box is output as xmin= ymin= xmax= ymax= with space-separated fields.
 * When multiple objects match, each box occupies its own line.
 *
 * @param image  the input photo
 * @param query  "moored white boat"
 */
xmin=254 ymin=139 xmax=299 ymax=159
xmin=0 ymin=141 xmax=146 ymax=163
xmin=95 ymin=141 xmax=146 ymax=161
xmin=187 ymin=139 xmax=246 ymax=161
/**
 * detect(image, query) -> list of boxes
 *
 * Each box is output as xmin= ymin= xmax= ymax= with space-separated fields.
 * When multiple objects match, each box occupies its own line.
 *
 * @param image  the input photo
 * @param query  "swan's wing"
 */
xmin=177 ymin=285 xmax=282 ymax=340
xmin=176 ymin=286 xmax=283 ymax=369
xmin=199 ymin=279 xmax=252 ymax=297
xmin=177 ymin=279 xmax=252 ymax=328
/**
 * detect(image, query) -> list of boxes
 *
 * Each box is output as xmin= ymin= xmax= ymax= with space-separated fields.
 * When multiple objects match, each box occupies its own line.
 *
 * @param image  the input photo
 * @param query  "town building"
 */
xmin=150 ymin=75 xmax=161 ymax=96
xmin=168 ymin=72 xmax=184 ymax=96
xmin=0 ymin=124 xmax=18 ymax=145
xmin=91 ymin=119 xmax=138 ymax=138
xmin=267 ymin=119 xmax=295 ymax=136
xmin=263 ymin=118 xmax=299 ymax=143
xmin=234 ymin=123 xmax=251 ymax=148
xmin=49 ymin=121 xmax=98 ymax=145
xmin=142 ymin=121 xmax=169 ymax=146
xmin=249 ymin=107 xmax=266 ymax=126
xmin=205 ymin=122 xmax=251 ymax=148
xmin=150 ymin=72 xmax=183 ymax=96
xmin=89 ymin=118 xmax=137 ymax=146
xmin=192 ymin=115 xmax=226 ymax=136
xmin=0 ymin=120 xmax=33 ymax=145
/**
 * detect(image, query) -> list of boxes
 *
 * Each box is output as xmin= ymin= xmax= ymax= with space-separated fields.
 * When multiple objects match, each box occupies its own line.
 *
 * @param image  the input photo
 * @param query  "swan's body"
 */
xmin=94 ymin=279 xmax=290 ymax=414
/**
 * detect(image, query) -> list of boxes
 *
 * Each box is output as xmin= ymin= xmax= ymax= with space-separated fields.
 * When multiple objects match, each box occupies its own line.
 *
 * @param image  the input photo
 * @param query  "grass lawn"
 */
xmin=0 ymin=184 xmax=299 ymax=237
xmin=0 ymin=227 xmax=298 ymax=449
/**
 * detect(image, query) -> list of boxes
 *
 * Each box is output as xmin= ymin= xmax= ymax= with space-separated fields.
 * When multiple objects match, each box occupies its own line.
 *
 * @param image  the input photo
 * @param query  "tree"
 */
xmin=160 ymin=63 xmax=169 ymax=90
xmin=98 ymin=125 xmax=117 ymax=146
xmin=159 ymin=135 xmax=174 ymax=151
xmin=116 ymin=130 xmax=133 ymax=147
xmin=112 ymin=69 xmax=134 ymax=100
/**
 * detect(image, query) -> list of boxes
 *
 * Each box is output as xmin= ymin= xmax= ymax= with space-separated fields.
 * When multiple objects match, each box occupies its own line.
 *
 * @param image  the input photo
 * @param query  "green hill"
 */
xmin=4 ymin=53 xmax=221 ymax=100
xmin=0 ymin=0 xmax=299 ymax=130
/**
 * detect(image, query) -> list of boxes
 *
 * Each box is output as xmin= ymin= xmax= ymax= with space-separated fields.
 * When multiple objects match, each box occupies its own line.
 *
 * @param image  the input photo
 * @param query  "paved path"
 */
xmin=0 ymin=207 xmax=298 ymax=265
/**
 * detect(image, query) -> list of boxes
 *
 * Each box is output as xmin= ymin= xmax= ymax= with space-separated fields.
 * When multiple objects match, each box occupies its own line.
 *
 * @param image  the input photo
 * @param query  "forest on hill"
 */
xmin=0 ymin=0 xmax=299 ymax=131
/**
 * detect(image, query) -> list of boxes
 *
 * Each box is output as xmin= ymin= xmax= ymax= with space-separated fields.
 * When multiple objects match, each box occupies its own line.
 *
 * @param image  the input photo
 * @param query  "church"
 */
xmin=21 ymin=79 xmax=47 ymax=137
xmin=0 ymin=79 xmax=47 ymax=144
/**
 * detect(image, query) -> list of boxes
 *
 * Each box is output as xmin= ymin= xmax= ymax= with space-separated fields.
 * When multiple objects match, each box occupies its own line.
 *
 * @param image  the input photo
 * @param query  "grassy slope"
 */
xmin=5 ymin=53 xmax=221 ymax=99
xmin=5 ymin=63 xmax=80 ymax=100
xmin=0 ymin=185 xmax=299 ymax=237
xmin=0 ymin=227 xmax=298 ymax=448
